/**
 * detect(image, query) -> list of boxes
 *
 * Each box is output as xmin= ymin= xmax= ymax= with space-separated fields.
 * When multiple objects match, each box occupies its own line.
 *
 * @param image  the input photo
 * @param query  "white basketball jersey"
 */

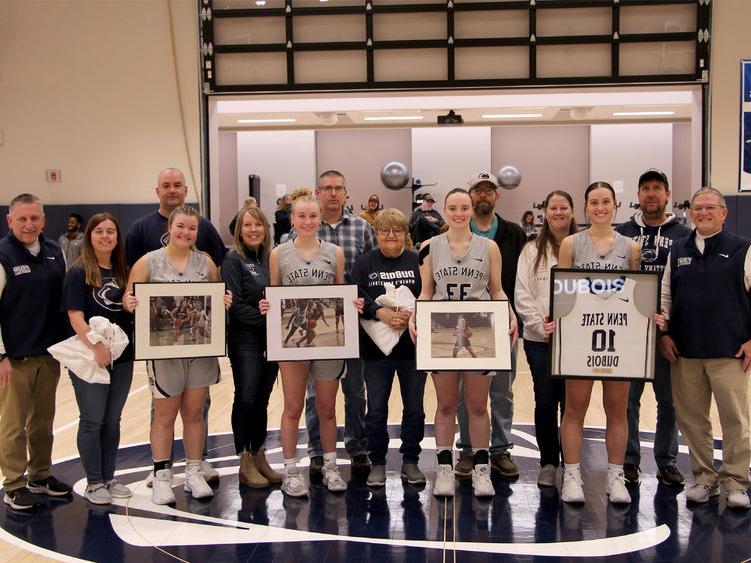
xmin=555 ymin=277 xmax=653 ymax=378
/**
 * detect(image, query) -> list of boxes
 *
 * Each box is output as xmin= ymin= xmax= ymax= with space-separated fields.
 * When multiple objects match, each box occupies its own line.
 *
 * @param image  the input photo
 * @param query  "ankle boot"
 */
xmin=239 ymin=451 xmax=270 ymax=488
xmin=254 ymin=447 xmax=283 ymax=484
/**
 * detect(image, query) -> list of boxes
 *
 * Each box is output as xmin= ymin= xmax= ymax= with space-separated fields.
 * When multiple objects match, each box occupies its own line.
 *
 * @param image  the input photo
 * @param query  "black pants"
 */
xmin=228 ymin=339 xmax=278 ymax=454
xmin=524 ymin=339 xmax=565 ymax=467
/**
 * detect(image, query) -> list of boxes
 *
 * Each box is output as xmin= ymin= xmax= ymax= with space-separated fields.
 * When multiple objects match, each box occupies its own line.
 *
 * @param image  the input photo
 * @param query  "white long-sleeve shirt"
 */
xmin=514 ymin=241 xmax=558 ymax=342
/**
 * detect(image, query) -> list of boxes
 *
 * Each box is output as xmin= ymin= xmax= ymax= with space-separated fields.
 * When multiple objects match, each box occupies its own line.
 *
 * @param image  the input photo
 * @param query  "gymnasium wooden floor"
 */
xmin=0 ymin=349 xmax=730 ymax=562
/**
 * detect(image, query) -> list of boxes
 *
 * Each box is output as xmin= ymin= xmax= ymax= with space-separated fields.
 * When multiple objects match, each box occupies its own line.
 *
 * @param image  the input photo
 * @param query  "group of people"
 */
xmin=1 ymin=165 xmax=749 ymax=515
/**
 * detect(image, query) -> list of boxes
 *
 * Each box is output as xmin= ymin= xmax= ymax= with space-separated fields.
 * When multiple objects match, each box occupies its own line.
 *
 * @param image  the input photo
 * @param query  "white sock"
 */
xmin=323 ymin=452 xmax=337 ymax=469
xmin=608 ymin=463 xmax=624 ymax=474
xmin=284 ymin=458 xmax=298 ymax=473
xmin=564 ymin=463 xmax=580 ymax=473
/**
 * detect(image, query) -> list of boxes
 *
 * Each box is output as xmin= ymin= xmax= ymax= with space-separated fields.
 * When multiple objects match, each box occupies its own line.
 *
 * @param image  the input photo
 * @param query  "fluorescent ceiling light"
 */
xmin=237 ymin=118 xmax=296 ymax=124
xmin=612 ymin=111 xmax=675 ymax=116
xmin=363 ymin=115 xmax=425 ymax=121
xmin=482 ymin=113 xmax=543 ymax=119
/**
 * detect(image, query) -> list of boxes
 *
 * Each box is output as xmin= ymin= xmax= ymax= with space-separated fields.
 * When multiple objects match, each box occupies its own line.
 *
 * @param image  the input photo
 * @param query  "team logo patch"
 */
xmin=677 ymin=257 xmax=692 ymax=267
xmin=92 ymin=277 xmax=123 ymax=311
xmin=12 ymin=265 xmax=31 ymax=276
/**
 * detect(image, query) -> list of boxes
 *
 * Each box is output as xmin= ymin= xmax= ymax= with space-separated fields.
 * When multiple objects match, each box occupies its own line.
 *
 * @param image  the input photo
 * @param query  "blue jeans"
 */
xmin=363 ymin=358 xmax=426 ymax=465
xmin=524 ymin=339 xmax=565 ymax=467
xmin=626 ymin=352 xmax=679 ymax=467
xmin=306 ymin=357 xmax=367 ymax=458
xmin=456 ymin=339 xmax=518 ymax=456
xmin=228 ymin=339 xmax=278 ymax=454
xmin=70 ymin=362 xmax=133 ymax=484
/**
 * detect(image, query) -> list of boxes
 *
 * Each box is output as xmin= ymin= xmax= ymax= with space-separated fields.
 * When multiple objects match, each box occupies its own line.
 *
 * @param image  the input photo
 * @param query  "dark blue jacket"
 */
xmin=0 ymin=233 xmax=66 ymax=358
xmin=669 ymin=229 xmax=751 ymax=358
xmin=616 ymin=212 xmax=691 ymax=273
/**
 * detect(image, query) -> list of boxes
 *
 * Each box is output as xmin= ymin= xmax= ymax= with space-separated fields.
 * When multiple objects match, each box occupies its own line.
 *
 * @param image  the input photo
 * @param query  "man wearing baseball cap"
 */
xmin=454 ymin=171 xmax=527 ymax=480
xmin=615 ymin=168 xmax=691 ymax=487
xmin=408 ymin=193 xmax=444 ymax=248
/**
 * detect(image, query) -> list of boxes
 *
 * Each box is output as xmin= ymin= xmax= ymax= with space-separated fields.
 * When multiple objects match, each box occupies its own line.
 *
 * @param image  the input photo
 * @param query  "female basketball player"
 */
xmin=410 ymin=188 xmax=517 ymax=498
xmin=514 ymin=190 xmax=578 ymax=487
xmin=266 ymin=188 xmax=348 ymax=497
xmin=553 ymin=182 xmax=640 ymax=504
xmin=125 ymin=206 xmax=231 ymax=506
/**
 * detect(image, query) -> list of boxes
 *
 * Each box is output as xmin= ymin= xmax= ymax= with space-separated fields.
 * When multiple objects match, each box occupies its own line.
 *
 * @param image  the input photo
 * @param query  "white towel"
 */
xmin=359 ymin=283 xmax=416 ymax=356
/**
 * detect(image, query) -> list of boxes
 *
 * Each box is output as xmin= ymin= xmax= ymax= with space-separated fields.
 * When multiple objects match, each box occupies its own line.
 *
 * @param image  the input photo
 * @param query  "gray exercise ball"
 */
xmin=497 ymin=165 xmax=521 ymax=190
xmin=380 ymin=161 xmax=410 ymax=190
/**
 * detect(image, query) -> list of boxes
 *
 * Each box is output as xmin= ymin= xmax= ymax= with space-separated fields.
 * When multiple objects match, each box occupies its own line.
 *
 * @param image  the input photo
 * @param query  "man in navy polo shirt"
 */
xmin=660 ymin=187 xmax=751 ymax=509
xmin=0 ymin=193 xmax=72 ymax=510
xmin=125 ymin=168 xmax=226 ymax=483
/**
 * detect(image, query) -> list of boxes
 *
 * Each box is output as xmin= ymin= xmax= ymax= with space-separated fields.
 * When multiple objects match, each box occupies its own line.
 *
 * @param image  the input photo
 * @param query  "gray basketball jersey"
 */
xmin=277 ymin=239 xmax=338 ymax=286
xmin=572 ymin=230 xmax=632 ymax=270
xmin=147 ymin=248 xmax=209 ymax=282
xmin=430 ymin=233 xmax=490 ymax=300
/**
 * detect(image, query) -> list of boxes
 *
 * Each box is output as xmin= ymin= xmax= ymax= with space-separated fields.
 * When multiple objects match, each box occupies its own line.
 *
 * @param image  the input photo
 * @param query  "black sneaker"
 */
xmin=27 ymin=475 xmax=72 ymax=497
xmin=3 ymin=487 xmax=41 ymax=510
xmin=657 ymin=465 xmax=685 ymax=487
xmin=623 ymin=463 xmax=640 ymax=484
xmin=351 ymin=454 xmax=371 ymax=476
xmin=309 ymin=456 xmax=324 ymax=475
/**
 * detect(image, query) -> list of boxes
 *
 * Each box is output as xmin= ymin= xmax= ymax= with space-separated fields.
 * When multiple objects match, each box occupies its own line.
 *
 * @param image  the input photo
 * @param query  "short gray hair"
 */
xmin=9 ymin=193 xmax=43 ymax=212
xmin=691 ymin=187 xmax=726 ymax=208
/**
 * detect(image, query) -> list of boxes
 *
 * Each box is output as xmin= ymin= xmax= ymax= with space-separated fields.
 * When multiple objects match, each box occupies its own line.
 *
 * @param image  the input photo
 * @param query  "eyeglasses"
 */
xmin=319 ymin=185 xmax=346 ymax=193
xmin=691 ymin=205 xmax=725 ymax=212
xmin=377 ymin=227 xmax=405 ymax=236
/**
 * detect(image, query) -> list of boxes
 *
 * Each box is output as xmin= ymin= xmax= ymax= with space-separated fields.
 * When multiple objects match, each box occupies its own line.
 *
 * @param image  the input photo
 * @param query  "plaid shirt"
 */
xmin=289 ymin=208 xmax=377 ymax=281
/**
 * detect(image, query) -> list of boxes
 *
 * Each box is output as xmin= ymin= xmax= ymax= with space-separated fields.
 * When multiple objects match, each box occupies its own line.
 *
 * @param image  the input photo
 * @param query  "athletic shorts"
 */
xmin=431 ymin=370 xmax=494 ymax=377
xmin=147 ymin=357 xmax=221 ymax=398
xmin=310 ymin=359 xmax=346 ymax=381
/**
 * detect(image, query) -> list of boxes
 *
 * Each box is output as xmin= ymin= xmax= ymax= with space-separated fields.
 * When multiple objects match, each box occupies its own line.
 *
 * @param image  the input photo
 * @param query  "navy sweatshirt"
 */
xmin=616 ymin=212 xmax=691 ymax=273
xmin=350 ymin=248 xmax=421 ymax=361
xmin=124 ymin=210 xmax=226 ymax=267
xmin=0 ymin=233 xmax=66 ymax=358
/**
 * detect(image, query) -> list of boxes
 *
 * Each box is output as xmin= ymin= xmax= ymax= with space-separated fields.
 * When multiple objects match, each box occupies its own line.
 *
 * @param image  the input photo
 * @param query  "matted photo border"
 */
xmin=133 ymin=281 xmax=226 ymax=361
xmin=415 ymin=300 xmax=511 ymax=372
xmin=549 ymin=268 xmax=659 ymax=381
xmin=266 ymin=284 xmax=359 ymax=362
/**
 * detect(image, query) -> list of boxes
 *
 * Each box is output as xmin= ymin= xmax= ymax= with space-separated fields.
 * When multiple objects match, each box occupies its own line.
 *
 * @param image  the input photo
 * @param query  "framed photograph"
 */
xmin=549 ymin=268 xmax=659 ymax=381
xmin=415 ymin=300 xmax=512 ymax=372
xmin=133 ymin=282 xmax=226 ymax=360
xmin=266 ymin=284 xmax=359 ymax=362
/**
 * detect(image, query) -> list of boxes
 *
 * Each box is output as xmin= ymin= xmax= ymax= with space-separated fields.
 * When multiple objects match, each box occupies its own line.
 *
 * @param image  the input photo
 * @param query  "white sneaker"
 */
xmin=184 ymin=464 xmax=213 ymax=499
xmin=151 ymin=469 xmax=176 ymax=505
xmin=282 ymin=471 xmax=308 ymax=497
xmin=144 ymin=471 xmax=154 ymax=489
xmin=471 ymin=464 xmax=495 ymax=497
xmin=433 ymin=464 xmax=455 ymax=497
xmin=726 ymin=488 xmax=751 ymax=509
xmin=200 ymin=460 xmax=220 ymax=482
xmin=607 ymin=470 xmax=631 ymax=504
xmin=561 ymin=469 xmax=585 ymax=504
xmin=322 ymin=465 xmax=347 ymax=492
xmin=685 ymin=483 xmax=720 ymax=504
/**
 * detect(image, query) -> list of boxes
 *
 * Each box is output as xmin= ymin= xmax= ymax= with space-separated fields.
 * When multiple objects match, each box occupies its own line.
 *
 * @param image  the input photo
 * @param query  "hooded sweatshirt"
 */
xmin=615 ymin=211 xmax=691 ymax=272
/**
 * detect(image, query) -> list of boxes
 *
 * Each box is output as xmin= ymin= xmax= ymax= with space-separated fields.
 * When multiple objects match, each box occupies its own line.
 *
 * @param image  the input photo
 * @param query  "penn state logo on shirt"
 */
xmin=160 ymin=232 xmax=170 ymax=247
xmin=243 ymin=263 xmax=261 ymax=277
xmin=369 ymin=272 xmax=379 ymax=280
xmin=92 ymin=277 xmax=123 ymax=311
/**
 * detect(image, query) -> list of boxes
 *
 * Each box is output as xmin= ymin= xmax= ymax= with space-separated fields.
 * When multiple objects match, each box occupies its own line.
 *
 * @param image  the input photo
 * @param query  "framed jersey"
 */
xmin=415 ymin=300 xmax=512 ymax=372
xmin=549 ymin=269 xmax=659 ymax=381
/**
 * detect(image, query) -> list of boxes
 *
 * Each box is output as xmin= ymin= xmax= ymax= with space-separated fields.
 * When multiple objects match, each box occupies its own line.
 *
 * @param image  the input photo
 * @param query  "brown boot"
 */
xmin=254 ymin=447 xmax=283 ymax=484
xmin=239 ymin=451 xmax=270 ymax=488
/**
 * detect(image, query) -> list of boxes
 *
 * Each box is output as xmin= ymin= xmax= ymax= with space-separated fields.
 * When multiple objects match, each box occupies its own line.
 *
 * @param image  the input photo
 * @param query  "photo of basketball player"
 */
xmin=149 ymin=295 xmax=212 ymax=346
xmin=430 ymin=312 xmax=495 ymax=359
xmin=280 ymin=297 xmax=343 ymax=348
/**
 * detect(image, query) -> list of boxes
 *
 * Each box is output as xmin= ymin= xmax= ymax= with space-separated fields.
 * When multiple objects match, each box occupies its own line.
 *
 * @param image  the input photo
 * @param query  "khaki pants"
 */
xmin=0 ymin=355 xmax=60 ymax=492
xmin=671 ymin=357 xmax=751 ymax=490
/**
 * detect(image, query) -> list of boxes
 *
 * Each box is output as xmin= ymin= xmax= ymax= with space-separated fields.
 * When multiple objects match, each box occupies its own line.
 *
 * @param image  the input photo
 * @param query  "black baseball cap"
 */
xmin=638 ymin=169 xmax=669 ymax=189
